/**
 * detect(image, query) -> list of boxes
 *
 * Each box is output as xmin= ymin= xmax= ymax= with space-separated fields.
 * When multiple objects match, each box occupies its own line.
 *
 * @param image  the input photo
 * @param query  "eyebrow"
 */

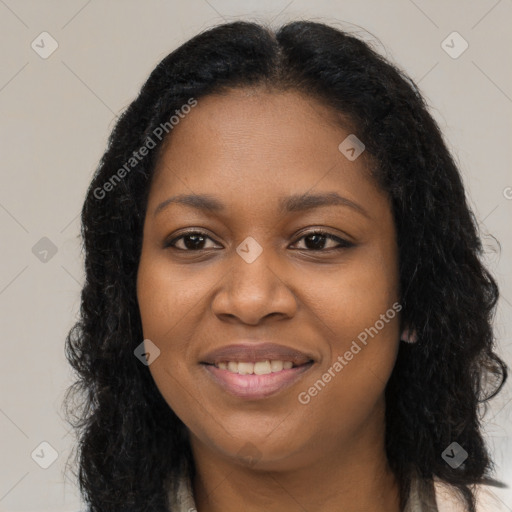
xmin=153 ymin=192 xmax=370 ymax=218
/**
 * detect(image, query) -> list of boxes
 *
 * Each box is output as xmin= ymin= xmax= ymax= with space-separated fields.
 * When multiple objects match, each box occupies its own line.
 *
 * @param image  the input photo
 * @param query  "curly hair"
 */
xmin=63 ymin=20 xmax=508 ymax=512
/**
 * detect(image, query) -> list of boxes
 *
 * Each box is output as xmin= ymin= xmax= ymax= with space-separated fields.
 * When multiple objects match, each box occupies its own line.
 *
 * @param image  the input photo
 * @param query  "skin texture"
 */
xmin=136 ymin=88 xmax=403 ymax=512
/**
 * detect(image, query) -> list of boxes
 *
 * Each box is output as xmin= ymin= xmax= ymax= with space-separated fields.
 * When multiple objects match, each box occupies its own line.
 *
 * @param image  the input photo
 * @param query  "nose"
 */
xmin=210 ymin=245 xmax=298 ymax=326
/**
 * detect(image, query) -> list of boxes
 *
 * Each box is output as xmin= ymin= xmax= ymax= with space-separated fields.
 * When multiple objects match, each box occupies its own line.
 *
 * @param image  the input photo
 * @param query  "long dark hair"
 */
xmin=63 ymin=20 xmax=508 ymax=511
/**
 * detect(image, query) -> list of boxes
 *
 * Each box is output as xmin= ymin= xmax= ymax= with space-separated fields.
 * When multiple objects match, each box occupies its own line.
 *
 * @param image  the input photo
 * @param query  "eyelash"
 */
xmin=164 ymin=229 xmax=354 ymax=252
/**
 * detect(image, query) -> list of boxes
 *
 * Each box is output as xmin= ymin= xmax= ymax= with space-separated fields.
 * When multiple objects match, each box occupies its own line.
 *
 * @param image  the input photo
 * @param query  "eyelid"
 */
xmin=291 ymin=229 xmax=354 ymax=250
xmin=163 ymin=229 xmax=221 ymax=250
xmin=164 ymin=228 xmax=355 ymax=251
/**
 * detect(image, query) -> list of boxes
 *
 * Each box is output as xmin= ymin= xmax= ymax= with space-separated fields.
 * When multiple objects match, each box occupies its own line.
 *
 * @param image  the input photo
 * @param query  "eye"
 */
xmin=164 ymin=229 xmax=354 ymax=252
xmin=164 ymin=230 xmax=218 ymax=251
xmin=291 ymin=230 xmax=354 ymax=251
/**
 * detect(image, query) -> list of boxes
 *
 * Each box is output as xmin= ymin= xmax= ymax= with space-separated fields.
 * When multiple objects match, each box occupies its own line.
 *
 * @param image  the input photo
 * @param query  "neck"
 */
xmin=190 ymin=402 xmax=401 ymax=512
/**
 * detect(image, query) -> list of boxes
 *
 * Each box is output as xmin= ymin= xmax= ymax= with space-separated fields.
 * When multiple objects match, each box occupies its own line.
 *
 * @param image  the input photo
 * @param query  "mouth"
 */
xmin=201 ymin=361 xmax=314 ymax=400
xmin=199 ymin=343 xmax=316 ymax=400
xmin=206 ymin=359 xmax=308 ymax=374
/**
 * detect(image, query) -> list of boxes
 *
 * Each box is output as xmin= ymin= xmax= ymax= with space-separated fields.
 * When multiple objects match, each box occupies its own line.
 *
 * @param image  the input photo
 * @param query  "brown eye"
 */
xmin=164 ymin=231 xmax=218 ymax=251
xmin=292 ymin=230 xmax=354 ymax=251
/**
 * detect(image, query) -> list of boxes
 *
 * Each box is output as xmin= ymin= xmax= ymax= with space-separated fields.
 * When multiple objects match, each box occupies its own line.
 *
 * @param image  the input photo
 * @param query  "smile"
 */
xmin=202 ymin=360 xmax=314 ymax=400
xmin=216 ymin=360 xmax=294 ymax=374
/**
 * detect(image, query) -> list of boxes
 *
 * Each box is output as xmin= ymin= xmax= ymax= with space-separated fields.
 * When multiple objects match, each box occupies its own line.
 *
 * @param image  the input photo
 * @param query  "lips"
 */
xmin=200 ymin=342 xmax=314 ymax=367
xmin=199 ymin=342 xmax=315 ymax=400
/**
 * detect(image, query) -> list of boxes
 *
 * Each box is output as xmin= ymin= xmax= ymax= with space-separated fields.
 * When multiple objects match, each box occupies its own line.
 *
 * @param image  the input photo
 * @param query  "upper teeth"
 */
xmin=216 ymin=360 xmax=294 ymax=374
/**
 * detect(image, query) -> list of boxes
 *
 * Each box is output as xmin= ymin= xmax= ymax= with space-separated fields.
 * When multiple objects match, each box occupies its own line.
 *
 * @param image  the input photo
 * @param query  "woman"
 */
xmin=64 ymin=20 xmax=508 ymax=511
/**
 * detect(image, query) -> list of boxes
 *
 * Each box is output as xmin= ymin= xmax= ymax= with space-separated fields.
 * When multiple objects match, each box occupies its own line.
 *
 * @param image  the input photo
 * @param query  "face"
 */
xmin=136 ymin=88 xmax=401 ymax=470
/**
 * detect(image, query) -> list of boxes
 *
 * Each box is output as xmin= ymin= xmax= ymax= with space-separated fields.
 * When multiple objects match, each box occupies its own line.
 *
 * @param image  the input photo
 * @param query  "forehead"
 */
xmin=149 ymin=88 xmax=387 ymax=219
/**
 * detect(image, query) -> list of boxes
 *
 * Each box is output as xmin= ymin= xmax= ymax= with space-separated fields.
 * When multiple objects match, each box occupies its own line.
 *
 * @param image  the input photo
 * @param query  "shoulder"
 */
xmin=434 ymin=478 xmax=510 ymax=512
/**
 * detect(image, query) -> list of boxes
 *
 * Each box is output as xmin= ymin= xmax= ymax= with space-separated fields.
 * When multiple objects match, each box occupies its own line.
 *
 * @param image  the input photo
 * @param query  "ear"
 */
xmin=400 ymin=327 xmax=418 ymax=343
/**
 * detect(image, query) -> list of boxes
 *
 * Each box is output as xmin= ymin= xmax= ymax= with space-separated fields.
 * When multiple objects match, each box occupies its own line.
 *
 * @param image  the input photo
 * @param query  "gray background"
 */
xmin=0 ymin=1 xmax=511 ymax=510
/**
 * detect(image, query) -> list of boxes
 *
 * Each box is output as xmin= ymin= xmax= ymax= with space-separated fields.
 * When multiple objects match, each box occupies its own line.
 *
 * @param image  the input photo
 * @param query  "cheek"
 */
xmin=136 ymin=251 xmax=212 ymax=341
xmin=136 ymin=253 xmax=217 ymax=422
xmin=296 ymin=244 xmax=399 ymax=341
xmin=294 ymin=245 xmax=400 ymax=416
